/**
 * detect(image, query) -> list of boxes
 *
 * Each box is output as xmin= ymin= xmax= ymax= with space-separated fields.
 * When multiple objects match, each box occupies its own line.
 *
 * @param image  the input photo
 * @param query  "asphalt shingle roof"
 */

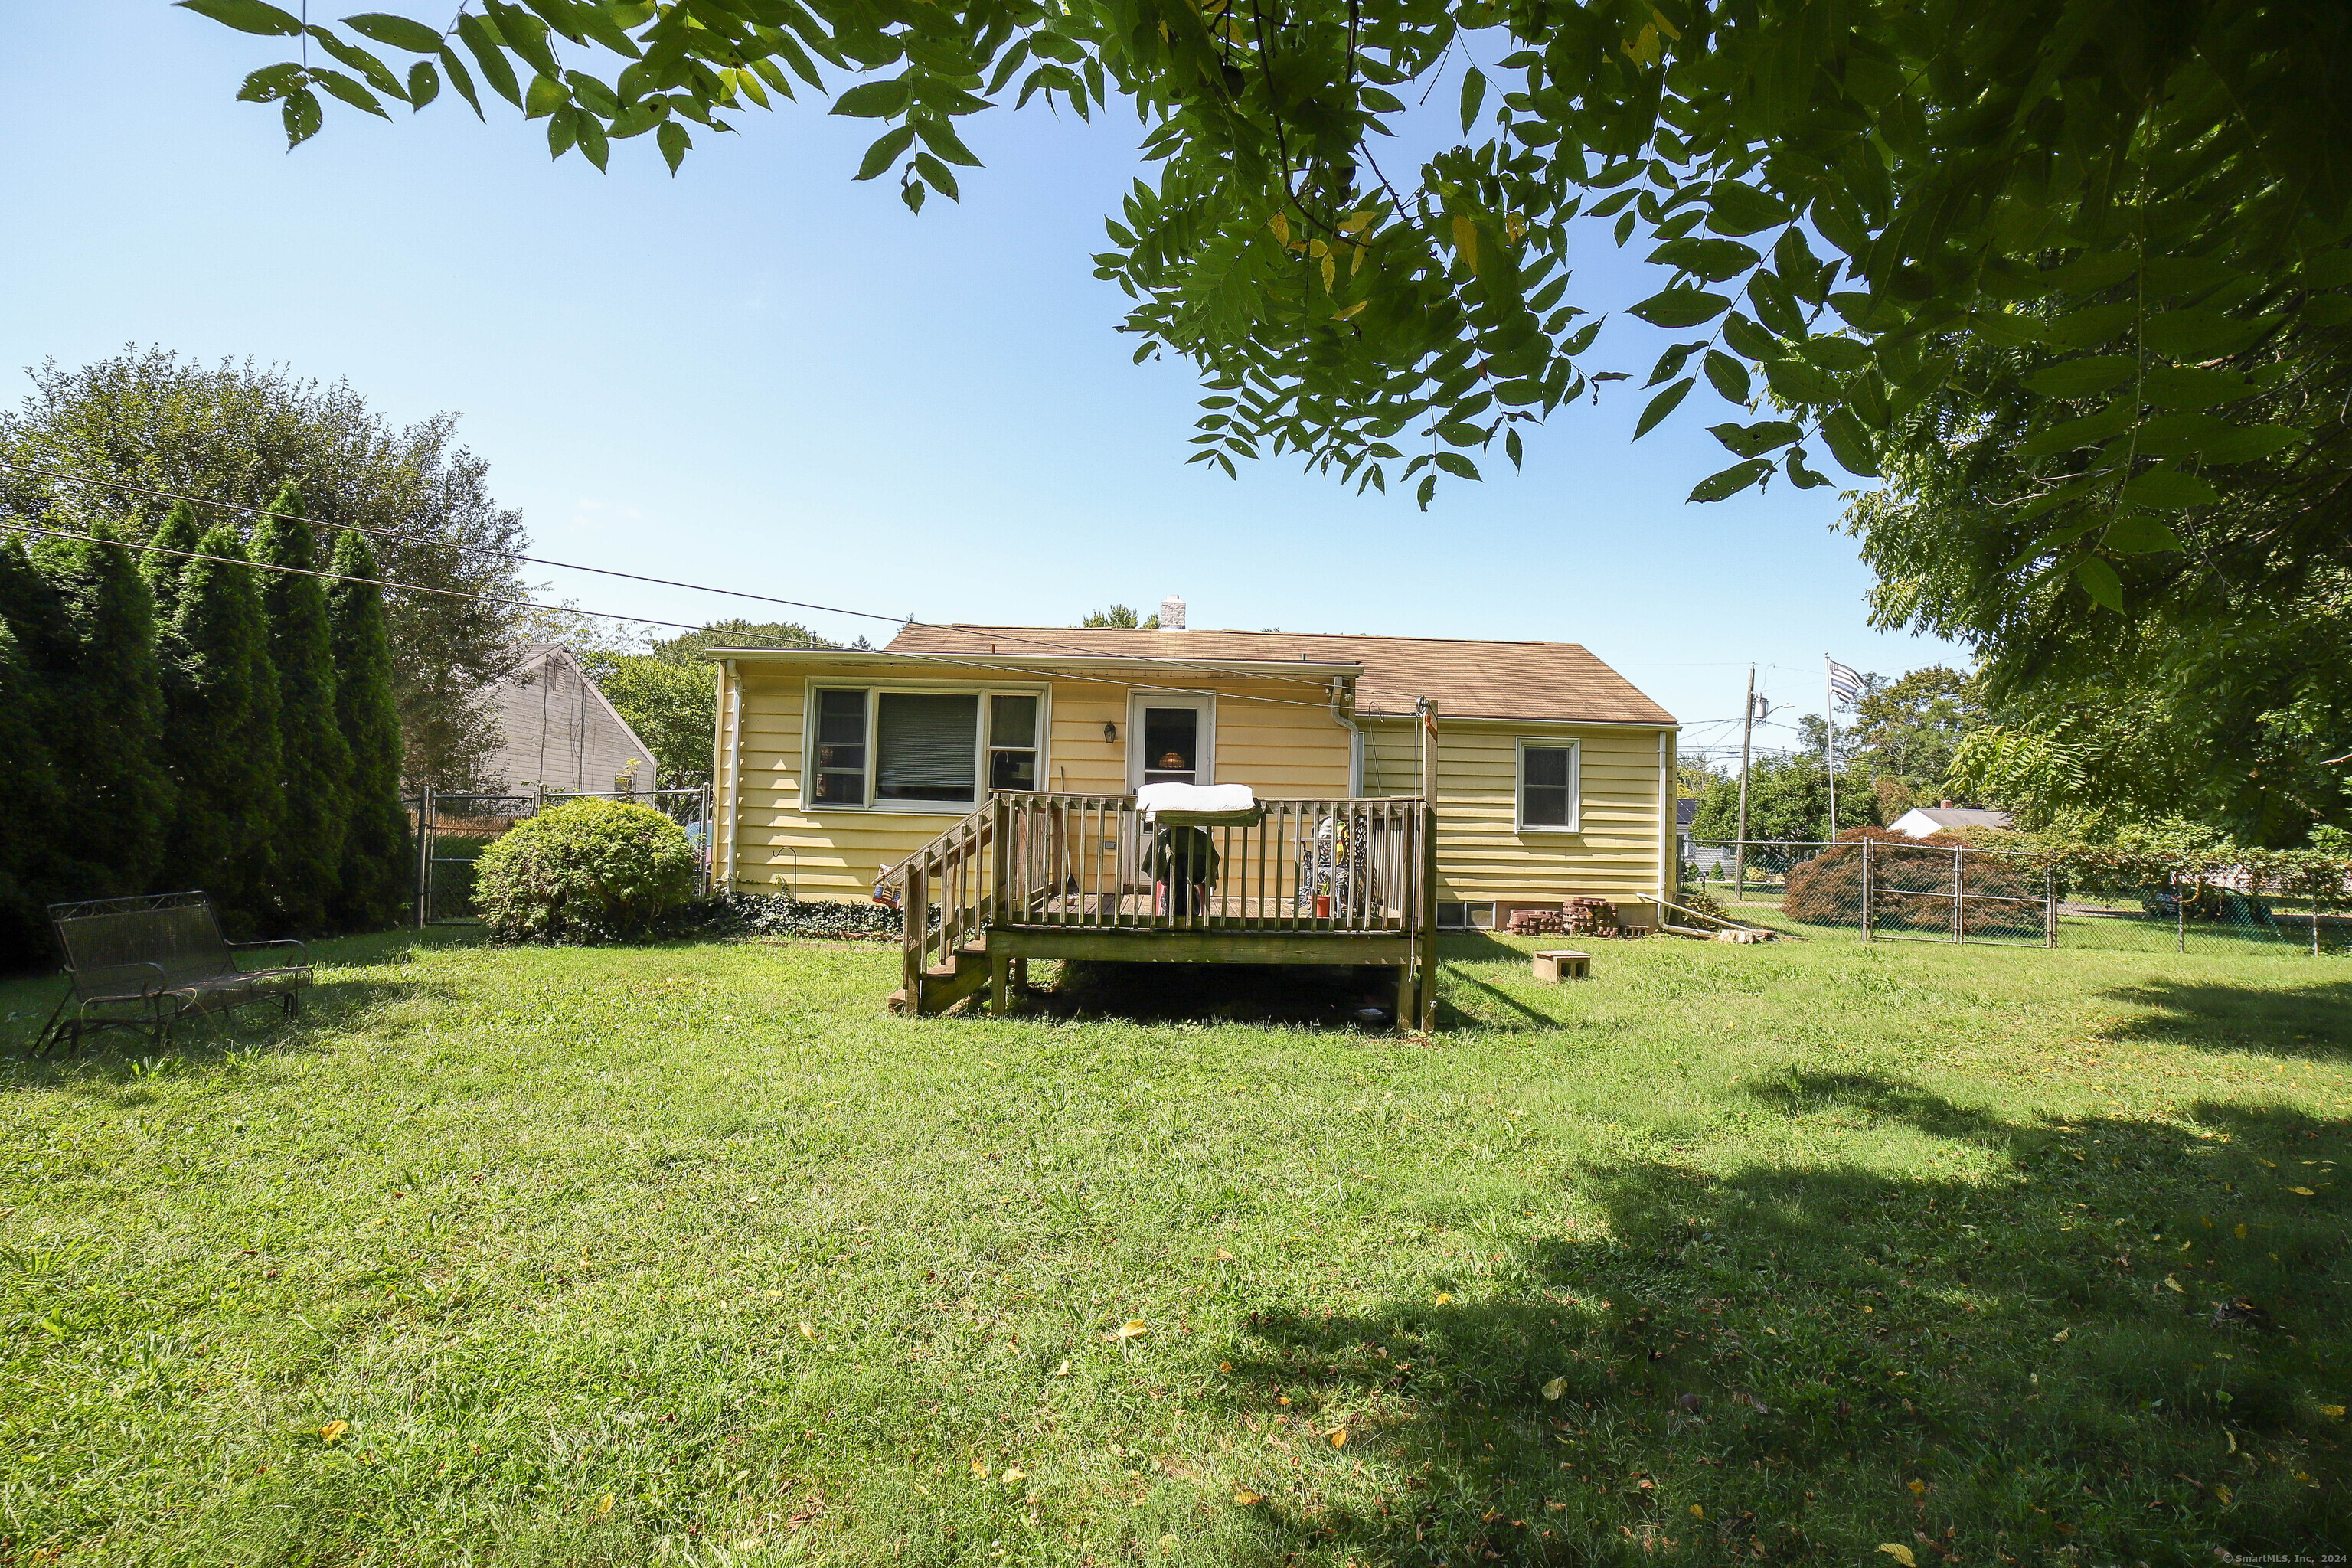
xmin=884 ymin=625 xmax=1676 ymax=726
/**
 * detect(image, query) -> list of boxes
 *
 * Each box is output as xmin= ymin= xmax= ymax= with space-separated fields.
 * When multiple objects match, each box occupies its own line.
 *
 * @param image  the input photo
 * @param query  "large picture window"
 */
xmin=807 ymin=684 xmax=1047 ymax=810
xmin=1517 ymin=740 xmax=1580 ymax=831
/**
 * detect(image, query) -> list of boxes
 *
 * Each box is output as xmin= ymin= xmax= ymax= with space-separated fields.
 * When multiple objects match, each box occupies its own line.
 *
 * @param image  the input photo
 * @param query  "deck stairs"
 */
xmin=886 ymin=939 xmax=991 ymax=1016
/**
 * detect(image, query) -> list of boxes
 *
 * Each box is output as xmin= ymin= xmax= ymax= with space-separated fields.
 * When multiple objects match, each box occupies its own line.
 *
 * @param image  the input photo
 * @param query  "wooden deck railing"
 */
xmin=890 ymin=792 xmax=1430 ymax=998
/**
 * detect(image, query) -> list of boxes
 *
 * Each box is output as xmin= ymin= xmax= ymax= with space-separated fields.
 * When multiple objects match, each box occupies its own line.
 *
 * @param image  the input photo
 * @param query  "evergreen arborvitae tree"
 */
xmin=24 ymin=522 xmax=172 ymax=900
xmin=252 ymin=485 xmax=351 ymax=932
xmin=0 ymin=543 xmax=66 ymax=959
xmin=159 ymin=523 xmax=283 ymax=925
xmin=326 ymin=528 xmax=411 ymax=929
xmin=143 ymin=501 xmax=201 ymax=630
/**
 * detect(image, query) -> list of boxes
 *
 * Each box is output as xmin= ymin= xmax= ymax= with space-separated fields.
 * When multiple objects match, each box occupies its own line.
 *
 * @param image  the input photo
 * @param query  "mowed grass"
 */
xmin=2 ymin=928 xmax=2347 ymax=1566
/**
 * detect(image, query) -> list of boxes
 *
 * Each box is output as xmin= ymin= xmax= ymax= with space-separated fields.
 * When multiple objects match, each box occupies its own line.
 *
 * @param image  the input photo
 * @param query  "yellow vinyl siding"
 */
xmin=1361 ymin=717 xmax=1668 ymax=911
xmin=723 ymin=663 xmax=1352 ymax=900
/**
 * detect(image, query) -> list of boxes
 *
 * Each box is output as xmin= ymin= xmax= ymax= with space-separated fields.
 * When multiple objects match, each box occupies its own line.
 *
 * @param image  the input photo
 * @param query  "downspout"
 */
xmin=1657 ymin=728 xmax=1675 ymax=920
xmin=1329 ymin=676 xmax=1364 ymax=795
xmin=720 ymin=659 xmax=743 ymax=893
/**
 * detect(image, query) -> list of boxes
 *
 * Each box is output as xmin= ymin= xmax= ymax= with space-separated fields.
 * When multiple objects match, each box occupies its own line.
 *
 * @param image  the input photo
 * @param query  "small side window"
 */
xmin=812 ymin=690 xmax=867 ymax=805
xmin=1519 ymin=743 xmax=1578 ymax=831
xmin=989 ymin=694 xmax=1039 ymax=792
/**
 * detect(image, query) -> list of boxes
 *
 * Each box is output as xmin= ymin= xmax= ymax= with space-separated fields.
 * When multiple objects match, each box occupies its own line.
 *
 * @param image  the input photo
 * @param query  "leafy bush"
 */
xmin=473 ymin=799 xmax=699 ymax=942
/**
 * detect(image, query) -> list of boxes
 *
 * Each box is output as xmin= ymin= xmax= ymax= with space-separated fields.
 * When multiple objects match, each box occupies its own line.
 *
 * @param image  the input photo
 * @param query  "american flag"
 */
xmin=1826 ymin=658 xmax=1865 ymax=706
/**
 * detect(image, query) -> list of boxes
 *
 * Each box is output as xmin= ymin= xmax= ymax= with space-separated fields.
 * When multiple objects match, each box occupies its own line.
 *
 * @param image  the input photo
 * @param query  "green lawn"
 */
xmin=2 ymin=929 xmax=2346 ymax=1565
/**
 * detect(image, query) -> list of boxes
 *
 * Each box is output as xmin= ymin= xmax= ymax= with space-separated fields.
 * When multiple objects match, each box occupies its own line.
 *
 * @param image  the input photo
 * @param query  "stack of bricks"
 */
xmin=1563 ymin=897 xmax=1620 ymax=937
xmin=1506 ymin=907 xmax=1569 ymax=936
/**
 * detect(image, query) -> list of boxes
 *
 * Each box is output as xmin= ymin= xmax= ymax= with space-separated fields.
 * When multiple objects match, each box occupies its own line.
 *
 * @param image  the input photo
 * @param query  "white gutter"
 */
xmin=1657 ymin=729 xmax=1674 ymax=913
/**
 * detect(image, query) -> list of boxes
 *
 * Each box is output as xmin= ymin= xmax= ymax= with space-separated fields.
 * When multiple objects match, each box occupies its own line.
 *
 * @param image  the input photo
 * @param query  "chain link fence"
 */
xmin=406 ymin=786 xmax=712 ymax=926
xmin=1684 ymin=838 xmax=2347 ymax=956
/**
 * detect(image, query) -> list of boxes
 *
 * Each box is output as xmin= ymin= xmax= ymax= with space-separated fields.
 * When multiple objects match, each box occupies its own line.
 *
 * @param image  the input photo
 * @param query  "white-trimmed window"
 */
xmin=807 ymin=684 xmax=1047 ymax=811
xmin=1517 ymin=739 xmax=1580 ymax=832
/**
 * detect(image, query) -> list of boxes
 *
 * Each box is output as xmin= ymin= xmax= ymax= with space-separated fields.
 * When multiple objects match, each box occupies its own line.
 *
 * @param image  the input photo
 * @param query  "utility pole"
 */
xmin=1735 ymin=664 xmax=1755 ymax=897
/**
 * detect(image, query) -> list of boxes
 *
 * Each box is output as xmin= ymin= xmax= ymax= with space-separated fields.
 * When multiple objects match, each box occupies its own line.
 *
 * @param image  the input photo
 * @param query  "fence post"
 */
xmin=2045 ymin=864 xmax=2058 ymax=949
xmin=2177 ymin=873 xmax=2186 ymax=954
xmin=416 ymin=787 xmax=434 ymax=928
xmin=1861 ymin=835 xmax=1873 ymax=941
xmin=1952 ymin=844 xmax=1964 ymax=943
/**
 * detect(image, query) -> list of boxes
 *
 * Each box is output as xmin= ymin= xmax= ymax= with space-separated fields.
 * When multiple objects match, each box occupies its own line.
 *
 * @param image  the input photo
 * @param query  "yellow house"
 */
xmin=706 ymin=612 xmax=1678 ymax=1025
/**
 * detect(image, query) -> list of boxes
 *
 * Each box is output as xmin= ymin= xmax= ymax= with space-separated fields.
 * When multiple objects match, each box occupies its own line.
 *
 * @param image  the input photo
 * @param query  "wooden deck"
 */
xmin=887 ymin=792 xmax=1437 ymax=1024
xmin=1014 ymin=892 xmax=1406 ymax=925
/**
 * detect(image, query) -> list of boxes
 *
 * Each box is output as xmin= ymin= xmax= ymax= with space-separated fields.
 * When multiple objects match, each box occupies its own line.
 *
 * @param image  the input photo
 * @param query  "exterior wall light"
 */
xmin=1102 ymin=722 xmax=1119 ymax=744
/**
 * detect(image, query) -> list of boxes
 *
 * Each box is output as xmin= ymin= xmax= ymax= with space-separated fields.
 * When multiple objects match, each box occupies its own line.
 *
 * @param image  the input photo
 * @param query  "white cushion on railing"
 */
xmin=1138 ymin=782 xmax=1259 ymax=823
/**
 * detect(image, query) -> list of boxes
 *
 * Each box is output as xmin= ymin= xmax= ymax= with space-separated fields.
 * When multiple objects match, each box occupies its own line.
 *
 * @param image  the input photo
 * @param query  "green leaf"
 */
xmin=1762 ymin=357 xmax=1840 ymax=405
xmin=1635 ymin=377 xmax=1693 ymax=439
xmin=1785 ymin=447 xmax=1833 ymax=488
xmin=2034 ymin=302 xmax=2139 ymax=349
xmin=340 ymin=11 xmax=443 ymax=51
xmin=2017 ymin=399 xmax=2138 ymax=457
xmin=913 ymin=152 xmax=959 ymax=201
xmin=1646 ymin=237 xmax=1759 ymax=282
xmin=524 ymin=71 xmax=566 ymax=119
xmin=915 ymin=117 xmax=982 ymax=168
xmin=1459 ymin=66 xmax=1486 ymax=136
xmin=1703 ymin=350 xmax=1750 ymax=403
xmin=436 ymin=44 xmax=483 ymax=117
xmin=177 ymin=0 xmax=302 ymax=36
xmin=1433 ymin=452 xmax=1480 ymax=481
xmin=1628 ymin=288 xmax=1730 ymax=329
xmin=2023 ymin=355 xmax=2136 ymax=399
xmin=309 ymin=27 xmax=407 ymax=96
xmin=1707 ymin=420 xmax=1801 ymax=459
xmin=455 ymin=14 xmax=523 ymax=106
xmin=1704 ymin=181 xmax=1790 ymax=237
xmin=311 ymin=67 xmax=390 ymax=119
xmin=1797 ymin=336 xmax=1869 ymax=372
xmin=1645 ymin=341 xmax=1701 ymax=387
xmin=1688 ymin=459 xmax=1774 ymax=501
xmin=1818 ymin=407 xmax=1880 ymax=476
xmin=574 ymin=107 xmax=609 ymax=171
xmin=1721 ymin=312 xmax=1779 ymax=361
xmin=2118 ymin=467 xmax=2220 ymax=510
xmin=482 ymin=0 xmax=560 ymax=80
xmin=1436 ymin=421 xmax=1487 ymax=447
xmin=855 ymin=124 xmax=916 ymax=181
xmin=281 ymin=84 xmax=324 ymax=143
xmin=405 ymin=59 xmax=438 ymax=109
xmin=833 ymin=77 xmax=912 ymax=118
xmin=2075 ymin=557 xmax=2125 ymax=612
xmin=546 ymin=102 xmax=578 ymax=157
xmin=657 ymin=119 xmax=689 ymax=173
xmin=2102 ymin=513 xmax=2180 ymax=554
xmin=2141 ymin=309 xmax=2275 ymax=361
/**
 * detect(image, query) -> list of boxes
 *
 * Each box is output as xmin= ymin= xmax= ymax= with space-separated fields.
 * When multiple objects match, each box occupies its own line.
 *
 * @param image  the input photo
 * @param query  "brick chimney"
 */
xmin=1159 ymin=593 xmax=1186 ymax=630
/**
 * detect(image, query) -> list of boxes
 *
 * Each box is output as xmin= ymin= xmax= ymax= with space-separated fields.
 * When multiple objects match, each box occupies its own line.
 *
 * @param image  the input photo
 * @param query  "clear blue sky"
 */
xmin=3 ymin=2 xmax=1968 ymax=764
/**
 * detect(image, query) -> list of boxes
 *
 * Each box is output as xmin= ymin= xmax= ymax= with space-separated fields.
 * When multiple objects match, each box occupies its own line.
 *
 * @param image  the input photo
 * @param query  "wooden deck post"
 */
xmin=1416 ymin=699 xmax=1439 ymax=1031
xmin=903 ymin=861 xmax=927 ymax=1014
xmin=990 ymin=946 xmax=1013 ymax=1015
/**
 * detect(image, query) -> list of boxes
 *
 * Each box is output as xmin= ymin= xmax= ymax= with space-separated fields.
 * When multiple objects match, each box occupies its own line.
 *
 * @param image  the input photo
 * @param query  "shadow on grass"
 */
xmin=1023 ymin=962 xmax=1401 ymax=1029
xmin=0 ymin=927 xmax=474 ymax=1089
xmin=2092 ymin=978 xmax=2352 ymax=1062
xmin=1194 ymin=1074 xmax=2347 ymax=1562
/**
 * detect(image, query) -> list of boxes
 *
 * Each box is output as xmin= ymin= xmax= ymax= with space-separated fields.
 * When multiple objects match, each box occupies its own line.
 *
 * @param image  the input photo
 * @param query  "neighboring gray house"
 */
xmin=1890 ymin=803 xmax=2014 ymax=838
xmin=479 ymin=643 xmax=658 ymax=795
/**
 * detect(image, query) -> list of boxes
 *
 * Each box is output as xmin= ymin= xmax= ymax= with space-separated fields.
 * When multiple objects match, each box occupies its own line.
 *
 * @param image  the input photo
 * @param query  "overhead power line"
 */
xmin=0 ymin=519 xmax=1371 ymax=717
xmin=0 ymin=458 xmax=1348 ymax=691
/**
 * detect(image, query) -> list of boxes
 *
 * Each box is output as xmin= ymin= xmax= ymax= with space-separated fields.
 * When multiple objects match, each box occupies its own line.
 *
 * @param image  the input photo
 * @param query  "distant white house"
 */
xmin=1890 ymin=803 xmax=2013 ymax=838
xmin=478 ymin=642 xmax=658 ymax=795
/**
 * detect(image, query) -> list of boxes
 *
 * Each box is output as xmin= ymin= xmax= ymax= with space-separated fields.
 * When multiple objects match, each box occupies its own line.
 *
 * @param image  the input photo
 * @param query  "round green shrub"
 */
xmin=472 ymin=799 xmax=699 ymax=942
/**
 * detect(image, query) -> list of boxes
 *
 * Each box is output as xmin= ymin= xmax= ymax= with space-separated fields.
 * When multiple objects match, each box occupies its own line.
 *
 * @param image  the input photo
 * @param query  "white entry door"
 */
xmin=1127 ymin=692 xmax=1215 ymax=792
